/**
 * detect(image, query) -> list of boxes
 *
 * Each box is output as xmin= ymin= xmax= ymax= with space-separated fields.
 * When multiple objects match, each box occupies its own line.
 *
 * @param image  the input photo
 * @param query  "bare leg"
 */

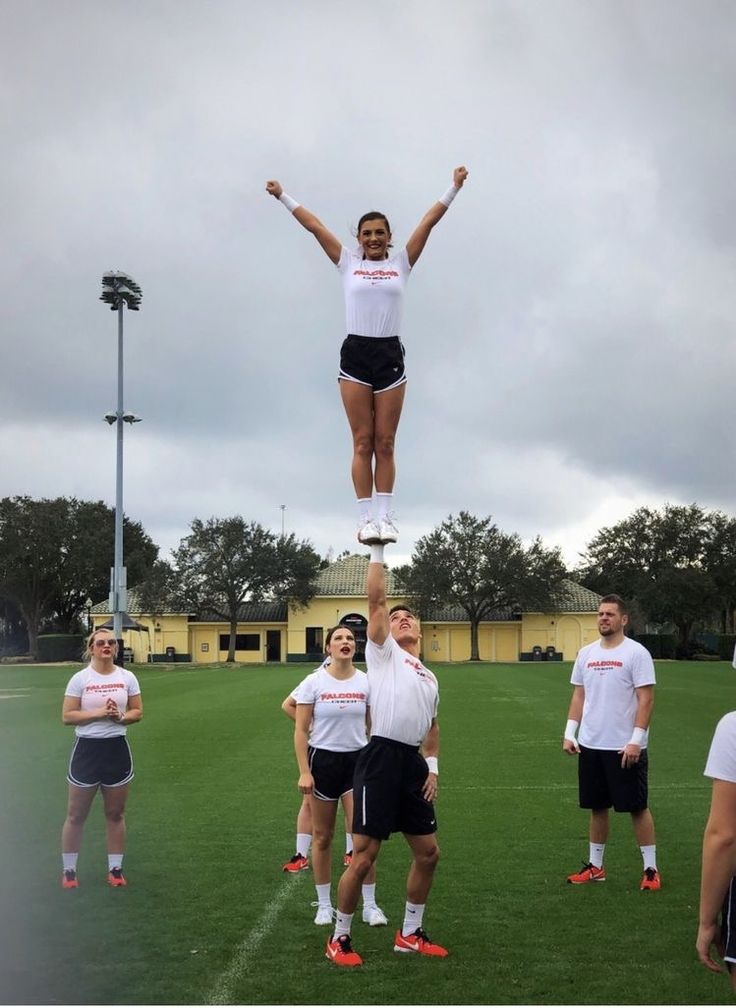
xmin=404 ymin=832 xmax=440 ymax=904
xmin=336 ymin=833 xmax=381 ymax=914
xmin=631 ymin=808 xmax=656 ymax=846
xmin=297 ymin=794 xmax=311 ymax=835
xmin=373 ymin=383 xmax=406 ymax=493
xmin=590 ymin=808 xmax=610 ymax=844
xmin=102 ymin=784 xmax=129 ymax=853
xmin=62 ymin=784 xmax=98 ymax=853
xmin=339 ymin=380 xmax=376 ymax=499
xmin=309 ymin=795 xmax=338 ymax=887
xmin=341 ymin=791 xmax=376 ymax=884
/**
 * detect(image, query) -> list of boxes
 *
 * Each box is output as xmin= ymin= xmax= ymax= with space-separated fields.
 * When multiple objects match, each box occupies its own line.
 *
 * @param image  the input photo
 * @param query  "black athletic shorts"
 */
xmin=308 ymin=746 xmax=361 ymax=801
xmin=352 ymin=735 xmax=436 ymax=840
xmin=578 ymin=745 xmax=649 ymax=813
xmin=722 ymin=877 xmax=736 ymax=967
xmin=67 ymin=736 xmax=134 ymax=788
xmin=339 ymin=334 xmax=406 ymax=392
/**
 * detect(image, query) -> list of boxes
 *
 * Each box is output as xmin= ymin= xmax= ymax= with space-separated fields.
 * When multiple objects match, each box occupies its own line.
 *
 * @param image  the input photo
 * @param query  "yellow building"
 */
xmin=91 ymin=553 xmax=601 ymax=664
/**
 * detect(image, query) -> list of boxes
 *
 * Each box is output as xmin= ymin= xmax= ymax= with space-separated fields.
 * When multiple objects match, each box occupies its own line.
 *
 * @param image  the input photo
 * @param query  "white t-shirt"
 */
xmin=64 ymin=665 xmax=141 ymax=738
xmin=570 ymin=637 xmax=655 ymax=750
xmin=365 ymin=635 xmax=439 ymax=746
xmin=705 ymin=711 xmax=736 ymax=783
xmin=292 ymin=666 xmax=369 ymax=752
xmin=337 ymin=247 xmax=411 ymax=338
xmin=732 ymin=642 xmax=736 ymax=669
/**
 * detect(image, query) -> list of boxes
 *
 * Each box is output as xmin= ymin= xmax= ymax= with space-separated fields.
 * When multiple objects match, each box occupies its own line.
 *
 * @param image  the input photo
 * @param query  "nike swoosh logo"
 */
xmin=401 ymin=939 xmax=420 ymax=951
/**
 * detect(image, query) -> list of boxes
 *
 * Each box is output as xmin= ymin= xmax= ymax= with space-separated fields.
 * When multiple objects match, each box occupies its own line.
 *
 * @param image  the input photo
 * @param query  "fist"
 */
xmin=453 ymin=166 xmax=469 ymax=187
xmin=266 ymin=180 xmax=283 ymax=199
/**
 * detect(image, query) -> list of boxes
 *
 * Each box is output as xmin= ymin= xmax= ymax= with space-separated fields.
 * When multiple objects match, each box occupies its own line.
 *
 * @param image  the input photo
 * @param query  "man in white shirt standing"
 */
xmin=325 ymin=543 xmax=447 ymax=967
xmin=562 ymin=594 xmax=660 ymax=891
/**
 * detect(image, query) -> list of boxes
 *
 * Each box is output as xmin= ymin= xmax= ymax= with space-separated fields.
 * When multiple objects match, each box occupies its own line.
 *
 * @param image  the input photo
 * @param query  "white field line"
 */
xmin=206 ymin=876 xmax=299 ymax=1005
xmin=451 ymin=782 xmax=707 ymax=792
xmin=0 ymin=692 xmax=31 ymax=700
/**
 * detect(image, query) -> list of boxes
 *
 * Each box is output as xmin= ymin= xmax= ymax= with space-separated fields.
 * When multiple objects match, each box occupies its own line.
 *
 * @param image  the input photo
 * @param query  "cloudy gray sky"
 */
xmin=2 ymin=0 xmax=734 ymax=570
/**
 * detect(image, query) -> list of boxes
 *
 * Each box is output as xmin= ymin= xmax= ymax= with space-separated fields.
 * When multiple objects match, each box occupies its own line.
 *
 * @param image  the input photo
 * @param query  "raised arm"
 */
xmin=265 ymin=180 xmax=342 ymax=264
xmin=367 ymin=556 xmax=390 ymax=646
xmin=405 ymin=166 xmax=468 ymax=268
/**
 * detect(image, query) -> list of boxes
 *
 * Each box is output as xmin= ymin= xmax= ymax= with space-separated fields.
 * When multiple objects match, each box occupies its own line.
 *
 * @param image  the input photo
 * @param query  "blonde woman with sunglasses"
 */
xmin=59 ymin=628 xmax=142 ymax=889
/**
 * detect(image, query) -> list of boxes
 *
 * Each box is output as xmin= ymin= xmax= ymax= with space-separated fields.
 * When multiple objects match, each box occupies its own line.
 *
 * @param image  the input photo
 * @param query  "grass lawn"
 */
xmin=1 ymin=659 xmax=734 ymax=1005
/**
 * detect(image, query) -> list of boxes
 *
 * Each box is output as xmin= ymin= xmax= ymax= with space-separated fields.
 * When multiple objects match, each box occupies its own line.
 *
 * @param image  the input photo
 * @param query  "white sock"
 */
xmin=333 ymin=911 xmax=353 ymax=940
xmin=345 ymin=833 xmax=352 ymax=854
xmin=62 ymin=853 xmax=78 ymax=872
xmin=357 ymin=498 xmax=372 ymax=524
xmin=402 ymin=901 xmax=424 ymax=935
xmin=640 ymin=844 xmax=657 ymax=870
xmin=296 ymin=833 xmax=311 ymax=858
xmin=315 ymin=883 xmax=332 ymax=908
xmin=589 ymin=843 xmax=605 ymax=869
xmin=375 ymin=492 xmax=393 ymax=522
xmin=108 ymin=854 xmax=123 ymax=871
xmin=362 ymin=883 xmax=376 ymax=909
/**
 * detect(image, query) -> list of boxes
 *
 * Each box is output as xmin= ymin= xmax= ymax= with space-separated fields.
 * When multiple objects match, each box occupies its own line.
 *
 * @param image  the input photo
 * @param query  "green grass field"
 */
xmin=1 ymin=659 xmax=735 ymax=1005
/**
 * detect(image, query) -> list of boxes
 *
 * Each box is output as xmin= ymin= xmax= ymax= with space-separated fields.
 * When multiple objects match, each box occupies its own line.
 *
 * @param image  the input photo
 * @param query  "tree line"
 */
xmin=2 ymin=496 xmax=735 ymax=661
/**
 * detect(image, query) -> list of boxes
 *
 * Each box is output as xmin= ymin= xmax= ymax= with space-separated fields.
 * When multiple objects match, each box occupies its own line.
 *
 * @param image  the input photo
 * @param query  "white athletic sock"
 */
xmin=108 ymin=854 xmax=123 ymax=871
xmin=62 ymin=853 xmax=78 ymax=872
xmin=333 ymin=911 xmax=353 ymax=940
xmin=640 ymin=844 xmax=657 ymax=870
xmin=589 ymin=843 xmax=605 ymax=868
xmin=375 ymin=492 xmax=393 ymax=522
xmin=362 ymin=883 xmax=376 ymax=909
xmin=357 ymin=498 xmax=372 ymax=524
xmin=315 ymin=883 xmax=332 ymax=908
xmin=345 ymin=833 xmax=352 ymax=854
xmin=296 ymin=833 xmax=311 ymax=858
xmin=402 ymin=901 xmax=424 ymax=935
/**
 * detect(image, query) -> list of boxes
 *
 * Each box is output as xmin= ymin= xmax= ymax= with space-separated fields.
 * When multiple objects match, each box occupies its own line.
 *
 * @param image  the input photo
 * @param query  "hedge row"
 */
xmin=37 ymin=634 xmax=85 ymax=662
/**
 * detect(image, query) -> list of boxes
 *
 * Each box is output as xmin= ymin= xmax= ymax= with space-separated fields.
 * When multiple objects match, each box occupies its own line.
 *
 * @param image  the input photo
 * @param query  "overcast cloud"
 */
xmin=1 ymin=0 xmax=734 ymax=571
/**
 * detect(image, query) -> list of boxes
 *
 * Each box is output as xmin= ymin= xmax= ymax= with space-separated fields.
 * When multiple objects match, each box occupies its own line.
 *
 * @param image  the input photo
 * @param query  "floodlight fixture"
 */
xmin=100 ymin=270 xmax=142 ymax=311
xmin=104 ymin=413 xmax=117 ymax=425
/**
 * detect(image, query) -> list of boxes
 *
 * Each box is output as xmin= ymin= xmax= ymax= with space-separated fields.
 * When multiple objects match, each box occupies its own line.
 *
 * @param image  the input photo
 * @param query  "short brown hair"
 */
xmin=599 ymin=593 xmax=627 ymax=615
xmin=389 ymin=604 xmax=416 ymax=618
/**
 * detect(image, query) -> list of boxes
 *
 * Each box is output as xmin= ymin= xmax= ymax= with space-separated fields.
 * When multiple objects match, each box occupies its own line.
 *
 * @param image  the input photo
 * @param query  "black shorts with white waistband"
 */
xmin=578 ymin=745 xmax=649 ymax=813
xmin=308 ymin=746 xmax=361 ymax=801
xmin=339 ymin=335 xmax=406 ymax=392
xmin=352 ymin=735 xmax=436 ymax=840
xmin=67 ymin=735 xmax=134 ymax=788
xmin=722 ymin=876 xmax=736 ymax=967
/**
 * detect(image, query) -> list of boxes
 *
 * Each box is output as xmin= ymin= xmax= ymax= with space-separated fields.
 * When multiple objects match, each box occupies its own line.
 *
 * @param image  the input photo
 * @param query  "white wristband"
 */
xmin=564 ymin=719 xmax=579 ymax=742
xmin=629 ymin=726 xmax=647 ymax=747
xmin=438 ymin=185 xmax=459 ymax=208
xmin=369 ymin=544 xmax=385 ymax=563
xmin=425 ymin=756 xmax=438 ymax=775
xmin=278 ymin=192 xmax=299 ymax=213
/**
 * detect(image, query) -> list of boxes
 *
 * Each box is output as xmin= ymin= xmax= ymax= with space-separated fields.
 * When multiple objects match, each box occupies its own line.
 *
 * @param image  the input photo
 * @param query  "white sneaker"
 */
xmin=312 ymin=903 xmax=335 ymax=926
xmin=357 ymin=520 xmax=382 ymax=545
xmin=378 ymin=516 xmax=398 ymax=544
xmin=362 ymin=905 xmax=388 ymax=926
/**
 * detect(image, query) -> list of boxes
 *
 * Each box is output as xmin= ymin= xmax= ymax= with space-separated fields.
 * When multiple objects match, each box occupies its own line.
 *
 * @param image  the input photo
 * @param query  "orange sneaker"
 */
xmin=640 ymin=867 xmax=661 ymax=891
xmin=393 ymin=927 xmax=448 ymax=957
xmin=61 ymin=869 xmax=78 ymax=889
xmin=107 ymin=867 xmax=127 ymax=887
xmin=343 ymin=850 xmax=353 ymax=867
xmin=282 ymin=854 xmax=309 ymax=873
xmin=567 ymin=862 xmax=606 ymax=884
xmin=325 ymin=934 xmax=362 ymax=967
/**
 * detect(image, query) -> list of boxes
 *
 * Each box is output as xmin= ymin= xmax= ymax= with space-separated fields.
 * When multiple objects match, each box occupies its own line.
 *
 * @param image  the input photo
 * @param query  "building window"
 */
xmin=219 ymin=633 xmax=260 ymax=651
xmin=306 ymin=627 xmax=323 ymax=653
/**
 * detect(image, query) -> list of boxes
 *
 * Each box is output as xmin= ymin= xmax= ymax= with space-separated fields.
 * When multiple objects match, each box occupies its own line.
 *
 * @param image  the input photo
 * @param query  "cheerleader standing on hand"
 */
xmin=266 ymin=166 xmax=469 ymax=545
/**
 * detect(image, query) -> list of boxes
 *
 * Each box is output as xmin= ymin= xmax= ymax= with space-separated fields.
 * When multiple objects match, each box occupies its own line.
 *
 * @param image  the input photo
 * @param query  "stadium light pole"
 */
xmin=100 ymin=271 xmax=142 ymax=650
xmin=280 ymin=504 xmax=286 ymax=538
